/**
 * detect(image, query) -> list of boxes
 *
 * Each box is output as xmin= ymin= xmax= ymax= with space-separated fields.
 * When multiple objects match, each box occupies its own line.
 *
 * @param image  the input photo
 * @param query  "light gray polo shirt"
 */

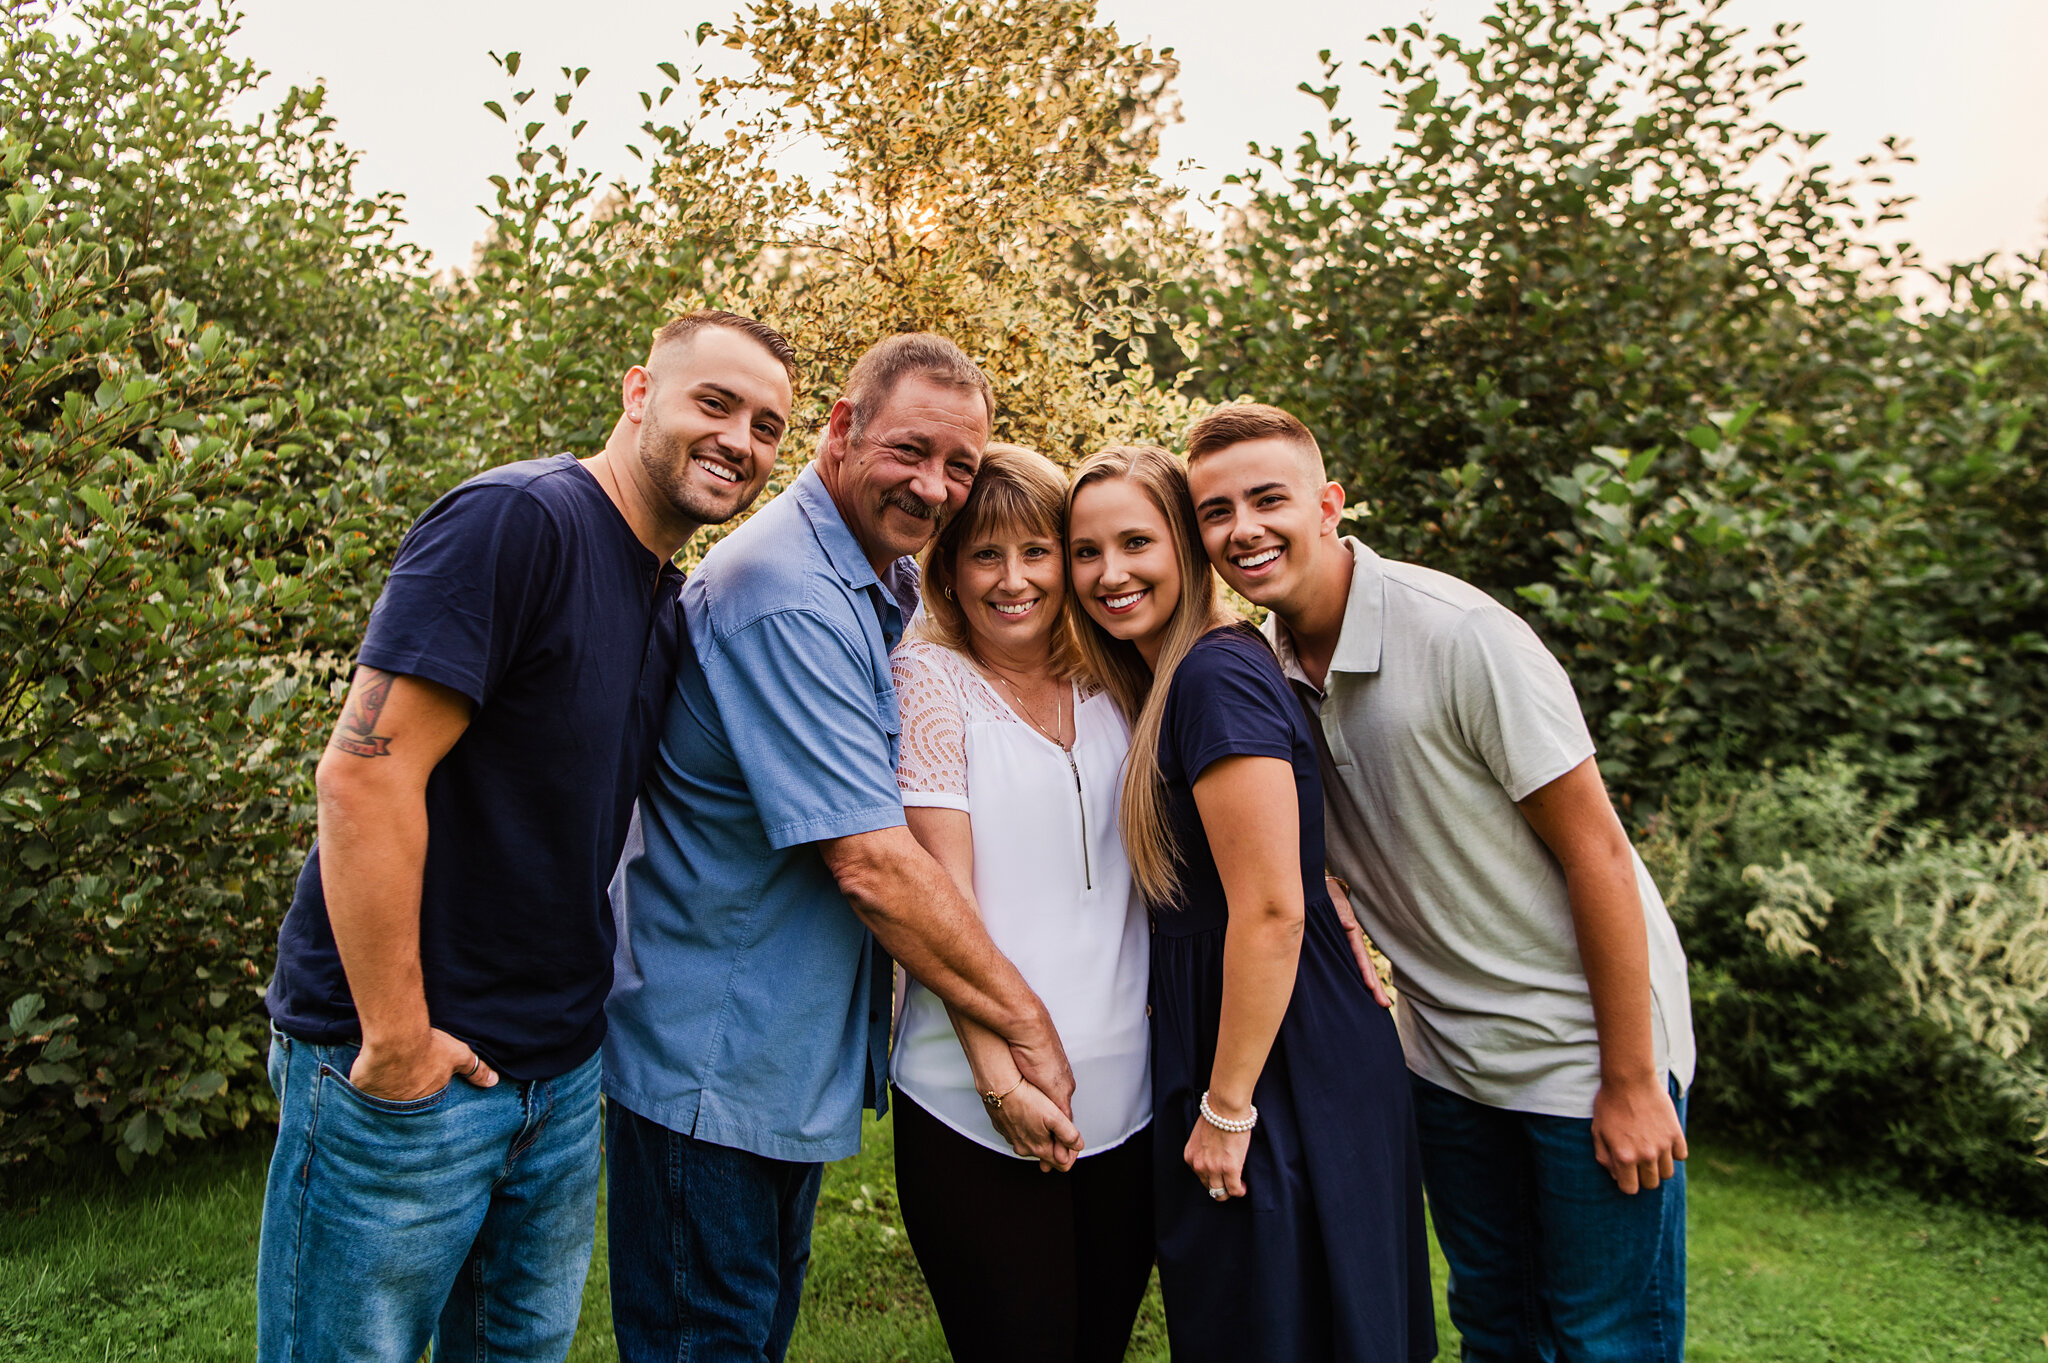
xmin=1267 ymin=538 xmax=1695 ymax=1118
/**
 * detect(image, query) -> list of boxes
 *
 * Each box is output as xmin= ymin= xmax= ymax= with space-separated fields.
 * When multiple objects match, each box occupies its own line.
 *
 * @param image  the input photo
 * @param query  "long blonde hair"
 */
xmin=1067 ymin=445 xmax=1236 ymax=908
xmin=911 ymin=443 xmax=1084 ymax=680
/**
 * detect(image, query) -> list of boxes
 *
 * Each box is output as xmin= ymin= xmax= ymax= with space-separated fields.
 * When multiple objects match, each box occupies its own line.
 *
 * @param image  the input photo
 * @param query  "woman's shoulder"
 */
xmin=1158 ymin=623 xmax=1303 ymax=780
xmin=1176 ymin=622 xmax=1286 ymax=691
xmin=893 ymin=635 xmax=1016 ymax=724
xmin=893 ymin=634 xmax=968 ymax=682
xmin=1168 ymin=623 xmax=1299 ymax=729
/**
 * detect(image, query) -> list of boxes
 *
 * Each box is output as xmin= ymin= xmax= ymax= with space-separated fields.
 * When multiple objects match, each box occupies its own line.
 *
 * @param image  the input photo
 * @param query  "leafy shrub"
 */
xmin=1643 ymin=758 xmax=2048 ymax=1211
xmin=0 ymin=1 xmax=416 ymax=1166
xmin=0 ymin=146 xmax=369 ymax=1164
xmin=1204 ymin=0 xmax=2047 ymax=824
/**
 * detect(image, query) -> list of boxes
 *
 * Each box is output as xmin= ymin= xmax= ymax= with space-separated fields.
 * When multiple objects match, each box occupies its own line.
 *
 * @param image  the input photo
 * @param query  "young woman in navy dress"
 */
xmin=1065 ymin=445 xmax=1436 ymax=1363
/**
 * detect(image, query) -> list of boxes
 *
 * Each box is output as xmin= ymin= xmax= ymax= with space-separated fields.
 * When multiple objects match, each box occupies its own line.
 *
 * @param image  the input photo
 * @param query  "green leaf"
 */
xmin=121 ymin=1111 xmax=165 ymax=1155
xmin=77 ymin=485 xmax=117 ymax=521
xmin=8 ymin=994 xmax=45 ymax=1034
xmin=484 ymin=99 xmax=507 ymax=122
xmin=182 ymin=1071 xmax=227 ymax=1099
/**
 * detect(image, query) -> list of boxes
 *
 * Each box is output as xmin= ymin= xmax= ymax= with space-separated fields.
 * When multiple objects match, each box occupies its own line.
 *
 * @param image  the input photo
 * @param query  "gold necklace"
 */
xmin=977 ymin=656 xmax=1068 ymax=750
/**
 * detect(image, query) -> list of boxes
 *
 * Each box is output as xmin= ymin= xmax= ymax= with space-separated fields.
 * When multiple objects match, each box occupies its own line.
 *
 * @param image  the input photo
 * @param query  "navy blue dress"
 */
xmin=1151 ymin=626 xmax=1436 ymax=1362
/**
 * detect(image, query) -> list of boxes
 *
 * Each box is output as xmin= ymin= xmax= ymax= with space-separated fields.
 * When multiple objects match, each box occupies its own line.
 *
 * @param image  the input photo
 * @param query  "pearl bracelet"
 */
xmin=1199 ymin=1089 xmax=1258 ymax=1134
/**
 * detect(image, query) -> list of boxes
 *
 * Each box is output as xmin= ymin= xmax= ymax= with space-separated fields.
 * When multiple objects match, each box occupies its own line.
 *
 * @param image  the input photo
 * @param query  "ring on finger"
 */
xmin=1207 ymin=1186 xmax=1228 ymax=1201
xmin=465 ymin=1054 xmax=483 ymax=1078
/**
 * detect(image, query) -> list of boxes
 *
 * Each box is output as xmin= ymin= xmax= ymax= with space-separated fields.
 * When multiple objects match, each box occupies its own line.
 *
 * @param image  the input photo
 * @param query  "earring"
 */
xmin=943 ymin=585 xmax=954 ymax=601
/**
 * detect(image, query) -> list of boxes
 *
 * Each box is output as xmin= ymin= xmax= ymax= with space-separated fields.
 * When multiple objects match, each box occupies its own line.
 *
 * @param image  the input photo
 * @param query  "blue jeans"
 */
xmin=604 ymin=1099 xmax=825 ymax=1363
xmin=256 ymin=1024 xmax=601 ymax=1363
xmin=1411 ymin=1074 xmax=1687 ymax=1363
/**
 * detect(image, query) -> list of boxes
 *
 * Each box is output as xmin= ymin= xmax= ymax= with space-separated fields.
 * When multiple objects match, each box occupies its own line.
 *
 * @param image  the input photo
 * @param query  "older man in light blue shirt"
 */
xmin=604 ymin=334 xmax=1075 ymax=1363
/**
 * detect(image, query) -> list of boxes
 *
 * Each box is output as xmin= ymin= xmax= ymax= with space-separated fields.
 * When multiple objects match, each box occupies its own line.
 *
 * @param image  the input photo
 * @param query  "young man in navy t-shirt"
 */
xmin=255 ymin=311 xmax=797 ymax=1363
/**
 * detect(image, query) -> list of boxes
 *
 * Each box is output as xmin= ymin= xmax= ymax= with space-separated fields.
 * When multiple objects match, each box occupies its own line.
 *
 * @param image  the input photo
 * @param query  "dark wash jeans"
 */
xmin=256 ymin=1023 xmax=601 ymax=1363
xmin=605 ymin=1099 xmax=826 ymax=1363
xmin=1411 ymin=1073 xmax=1687 ymax=1363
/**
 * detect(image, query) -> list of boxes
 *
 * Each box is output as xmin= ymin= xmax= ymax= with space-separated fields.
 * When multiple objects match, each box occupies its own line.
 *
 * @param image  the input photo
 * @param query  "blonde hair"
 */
xmin=1066 ymin=445 xmax=1236 ymax=908
xmin=914 ymin=444 xmax=1084 ymax=679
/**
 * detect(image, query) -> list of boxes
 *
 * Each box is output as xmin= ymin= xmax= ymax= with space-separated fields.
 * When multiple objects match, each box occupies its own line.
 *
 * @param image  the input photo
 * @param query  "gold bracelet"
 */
xmin=981 ymin=1075 xmax=1025 ymax=1112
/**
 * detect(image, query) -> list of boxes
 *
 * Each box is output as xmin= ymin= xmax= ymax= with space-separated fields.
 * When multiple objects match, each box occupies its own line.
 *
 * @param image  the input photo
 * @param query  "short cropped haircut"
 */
xmin=1184 ymin=402 xmax=1322 ymax=470
xmin=842 ymin=333 xmax=994 ymax=440
xmin=651 ymin=309 xmax=800 ymax=382
xmin=913 ymin=443 xmax=1083 ymax=678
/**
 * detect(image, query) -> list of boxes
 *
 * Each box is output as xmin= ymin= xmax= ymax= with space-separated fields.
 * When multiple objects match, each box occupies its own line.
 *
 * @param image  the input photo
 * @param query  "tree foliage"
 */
xmin=1204 ymin=0 xmax=2045 ymax=824
xmin=650 ymin=0 xmax=1200 ymax=459
xmin=0 ymin=0 xmax=384 ymax=1157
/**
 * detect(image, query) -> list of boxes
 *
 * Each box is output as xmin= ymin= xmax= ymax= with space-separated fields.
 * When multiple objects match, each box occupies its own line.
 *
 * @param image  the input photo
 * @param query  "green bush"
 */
xmin=1204 ymin=0 xmax=2047 ymax=825
xmin=1643 ymin=758 xmax=2048 ymax=1212
xmin=0 ymin=144 xmax=364 ymax=1164
xmin=0 ymin=0 xmax=422 ymax=1165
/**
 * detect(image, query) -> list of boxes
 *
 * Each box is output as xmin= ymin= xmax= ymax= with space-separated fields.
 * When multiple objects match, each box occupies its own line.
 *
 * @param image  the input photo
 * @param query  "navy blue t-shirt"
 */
xmin=266 ymin=455 xmax=685 ymax=1079
xmin=1156 ymin=624 xmax=1331 ymax=927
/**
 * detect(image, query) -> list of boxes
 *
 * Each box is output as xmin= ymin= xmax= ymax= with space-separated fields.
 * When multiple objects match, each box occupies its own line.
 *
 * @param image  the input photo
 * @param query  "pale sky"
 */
xmin=222 ymin=0 xmax=2048 ymax=277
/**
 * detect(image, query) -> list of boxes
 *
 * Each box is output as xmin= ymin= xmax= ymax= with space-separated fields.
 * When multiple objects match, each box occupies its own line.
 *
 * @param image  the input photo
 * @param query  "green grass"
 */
xmin=4 ymin=1120 xmax=2044 ymax=1361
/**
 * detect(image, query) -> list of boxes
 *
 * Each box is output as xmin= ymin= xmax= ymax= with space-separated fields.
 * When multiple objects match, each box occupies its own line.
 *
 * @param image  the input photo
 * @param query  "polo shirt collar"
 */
xmin=788 ymin=461 xmax=882 ymax=593
xmin=1268 ymin=536 xmax=1386 ymax=691
xmin=1328 ymin=537 xmax=1386 ymax=676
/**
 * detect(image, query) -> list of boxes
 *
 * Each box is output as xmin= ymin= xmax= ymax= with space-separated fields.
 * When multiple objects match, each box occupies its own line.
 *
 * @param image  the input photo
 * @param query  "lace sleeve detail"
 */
xmin=892 ymin=641 xmax=970 ymax=811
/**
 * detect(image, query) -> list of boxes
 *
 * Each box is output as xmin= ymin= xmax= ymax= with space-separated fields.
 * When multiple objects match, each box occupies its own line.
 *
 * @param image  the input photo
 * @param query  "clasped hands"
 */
xmin=977 ymin=1022 xmax=1081 ymax=1171
xmin=985 ymin=1073 xmax=1085 ymax=1172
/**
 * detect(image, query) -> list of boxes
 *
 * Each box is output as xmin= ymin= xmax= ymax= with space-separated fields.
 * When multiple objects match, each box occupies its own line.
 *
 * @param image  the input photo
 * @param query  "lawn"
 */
xmin=4 ymin=1117 xmax=2044 ymax=1362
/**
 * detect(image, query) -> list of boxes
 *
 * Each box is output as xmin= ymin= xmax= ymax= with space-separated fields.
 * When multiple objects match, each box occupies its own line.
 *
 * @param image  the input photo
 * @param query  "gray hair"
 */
xmin=842 ymin=333 xmax=994 ymax=440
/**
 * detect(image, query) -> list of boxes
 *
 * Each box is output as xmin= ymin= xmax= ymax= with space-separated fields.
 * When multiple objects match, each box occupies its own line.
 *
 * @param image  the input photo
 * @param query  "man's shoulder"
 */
xmin=1375 ymin=554 xmax=1506 ymax=621
xmin=686 ymin=493 xmax=850 ymax=641
xmin=1374 ymin=554 xmax=1552 ymax=653
xmin=417 ymin=455 xmax=590 ymax=536
xmin=449 ymin=453 xmax=591 ymax=506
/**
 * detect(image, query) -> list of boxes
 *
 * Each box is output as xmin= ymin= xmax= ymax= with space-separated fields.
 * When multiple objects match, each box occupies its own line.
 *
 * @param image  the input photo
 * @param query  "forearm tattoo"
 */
xmin=330 ymin=667 xmax=396 ymax=758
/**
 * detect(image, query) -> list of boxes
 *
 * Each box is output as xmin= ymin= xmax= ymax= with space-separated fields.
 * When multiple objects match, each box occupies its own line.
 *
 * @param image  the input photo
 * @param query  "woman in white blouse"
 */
xmin=890 ymin=444 xmax=1153 ymax=1363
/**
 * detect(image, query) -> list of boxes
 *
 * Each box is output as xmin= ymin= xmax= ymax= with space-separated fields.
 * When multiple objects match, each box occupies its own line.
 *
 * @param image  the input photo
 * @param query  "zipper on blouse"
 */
xmin=1065 ymin=745 xmax=1092 ymax=890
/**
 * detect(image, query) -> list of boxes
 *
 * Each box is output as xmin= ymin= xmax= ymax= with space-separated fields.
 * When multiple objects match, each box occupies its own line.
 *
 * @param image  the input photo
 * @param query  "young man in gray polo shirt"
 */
xmin=1186 ymin=403 xmax=1695 ymax=1362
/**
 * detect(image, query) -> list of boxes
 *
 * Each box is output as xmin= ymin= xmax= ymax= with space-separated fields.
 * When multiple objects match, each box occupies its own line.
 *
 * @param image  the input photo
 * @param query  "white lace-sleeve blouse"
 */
xmin=888 ymin=636 xmax=1152 ymax=1158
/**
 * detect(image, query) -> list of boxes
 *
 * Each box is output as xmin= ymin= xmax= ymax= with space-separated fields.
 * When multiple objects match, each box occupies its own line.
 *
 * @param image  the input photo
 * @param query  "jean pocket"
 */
xmin=319 ymin=1060 xmax=456 ymax=1116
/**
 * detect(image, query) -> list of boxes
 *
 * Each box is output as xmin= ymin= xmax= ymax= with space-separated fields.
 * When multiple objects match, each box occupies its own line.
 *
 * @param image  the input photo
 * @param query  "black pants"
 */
xmin=892 ymin=1087 xmax=1154 ymax=1363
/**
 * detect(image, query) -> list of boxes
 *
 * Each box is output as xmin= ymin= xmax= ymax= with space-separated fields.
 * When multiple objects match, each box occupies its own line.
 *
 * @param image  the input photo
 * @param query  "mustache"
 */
xmin=885 ymin=490 xmax=942 ymax=522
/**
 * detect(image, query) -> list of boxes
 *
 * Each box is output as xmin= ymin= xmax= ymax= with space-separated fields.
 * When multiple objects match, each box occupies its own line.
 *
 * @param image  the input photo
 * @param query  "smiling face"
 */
xmin=632 ymin=324 xmax=791 ymax=527
xmin=1187 ymin=436 xmax=1345 ymax=617
xmin=1069 ymin=476 xmax=1183 ymax=665
xmin=952 ymin=518 xmax=1066 ymax=662
xmin=820 ymin=375 xmax=991 ymax=572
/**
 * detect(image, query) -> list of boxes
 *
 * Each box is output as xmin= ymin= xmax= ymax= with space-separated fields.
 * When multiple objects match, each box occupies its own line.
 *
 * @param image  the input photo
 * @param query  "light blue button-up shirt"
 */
xmin=604 ymin=463 xmax=915 ymax=1162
